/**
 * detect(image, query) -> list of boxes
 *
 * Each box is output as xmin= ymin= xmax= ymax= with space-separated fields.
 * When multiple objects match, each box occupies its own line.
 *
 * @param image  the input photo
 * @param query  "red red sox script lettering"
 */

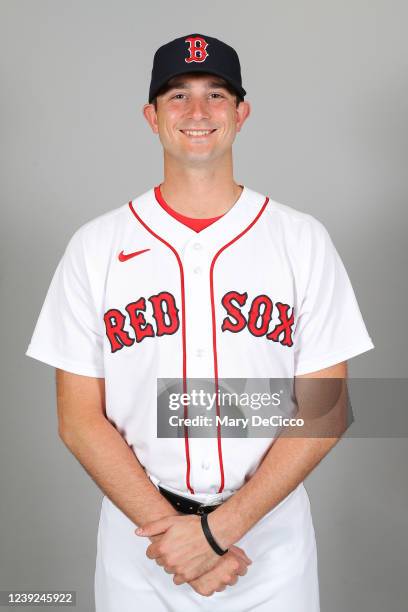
xmin=103 ymin=290 xmax=295 ymax=352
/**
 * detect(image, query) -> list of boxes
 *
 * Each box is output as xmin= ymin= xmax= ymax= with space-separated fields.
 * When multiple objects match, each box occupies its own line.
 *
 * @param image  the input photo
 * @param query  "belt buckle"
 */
xmin=197 ymin=503 xmax=218 ymax=515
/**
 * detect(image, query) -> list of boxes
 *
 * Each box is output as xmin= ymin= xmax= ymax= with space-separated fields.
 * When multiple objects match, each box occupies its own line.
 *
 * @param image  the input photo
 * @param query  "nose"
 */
xmin=186 ymin=96 xmax=210 ymax=121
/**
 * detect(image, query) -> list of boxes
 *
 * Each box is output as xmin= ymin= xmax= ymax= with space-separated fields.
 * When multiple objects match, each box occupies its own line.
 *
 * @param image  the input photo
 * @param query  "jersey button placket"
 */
xmin=185 ymin=239 xmax=212 ymax=373
xmin=184 ymin=239 xmax=217 ymax=492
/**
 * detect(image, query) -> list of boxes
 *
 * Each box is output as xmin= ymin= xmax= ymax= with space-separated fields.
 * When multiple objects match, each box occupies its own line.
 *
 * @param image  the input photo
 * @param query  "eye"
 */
xmin=171 ymin=93 xmax=187 ymax=100
xmin=209 ymin=92 xmax=224 ymax=99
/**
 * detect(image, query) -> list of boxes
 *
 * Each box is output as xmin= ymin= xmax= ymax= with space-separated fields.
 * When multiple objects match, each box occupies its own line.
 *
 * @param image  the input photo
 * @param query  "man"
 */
xmin=25 ymin=33 xmax=375 ymax=611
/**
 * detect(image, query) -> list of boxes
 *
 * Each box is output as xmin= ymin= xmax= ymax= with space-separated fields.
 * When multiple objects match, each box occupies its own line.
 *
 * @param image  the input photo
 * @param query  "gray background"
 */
xmin=1 ymin=0 xmax=407 ymax=610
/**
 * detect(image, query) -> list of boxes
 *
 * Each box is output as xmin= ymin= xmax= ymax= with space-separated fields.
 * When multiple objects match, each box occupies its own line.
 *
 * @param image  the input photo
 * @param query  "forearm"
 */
xmin=60 ymin=415 xmax=178 ymax=527
xmin=210 ymin=434 xmax=341 ymax=549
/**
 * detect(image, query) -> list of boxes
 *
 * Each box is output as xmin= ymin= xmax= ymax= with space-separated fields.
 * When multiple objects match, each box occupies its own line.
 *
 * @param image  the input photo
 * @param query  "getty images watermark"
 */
xmin=167 ymin=387 xmax=304 ymax=430
xmin=157 ymin=378 xmax=408 ymax=438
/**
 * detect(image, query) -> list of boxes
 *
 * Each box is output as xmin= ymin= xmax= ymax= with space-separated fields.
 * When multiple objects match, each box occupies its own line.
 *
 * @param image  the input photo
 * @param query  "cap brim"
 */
xmin=149 ymin=65 xmax=246 ymax=102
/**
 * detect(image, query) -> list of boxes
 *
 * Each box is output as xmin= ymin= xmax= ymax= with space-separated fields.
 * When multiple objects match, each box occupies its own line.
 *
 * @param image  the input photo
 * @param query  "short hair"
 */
xmin=151 ymin=72 xmax=244 ymax=110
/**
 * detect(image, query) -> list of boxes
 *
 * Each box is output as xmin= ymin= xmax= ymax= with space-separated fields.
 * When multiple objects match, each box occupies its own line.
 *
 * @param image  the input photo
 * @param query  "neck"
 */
xmin=160 ymin=152 xmax=243 ymax=218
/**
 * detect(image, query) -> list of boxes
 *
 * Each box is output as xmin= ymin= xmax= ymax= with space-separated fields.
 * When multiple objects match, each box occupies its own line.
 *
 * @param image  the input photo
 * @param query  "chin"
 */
xmin=170 ymin=147 xmax=214 ymax=163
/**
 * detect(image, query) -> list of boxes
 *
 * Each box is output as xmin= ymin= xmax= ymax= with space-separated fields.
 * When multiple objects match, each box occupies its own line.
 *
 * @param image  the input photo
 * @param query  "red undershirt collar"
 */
xmin=154 ymin=184 xmax=225 ymax=233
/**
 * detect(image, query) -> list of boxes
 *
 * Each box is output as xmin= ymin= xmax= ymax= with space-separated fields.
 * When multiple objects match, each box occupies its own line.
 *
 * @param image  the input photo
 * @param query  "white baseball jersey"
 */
xmin=25 ymin=184 xmax=374 ymax=611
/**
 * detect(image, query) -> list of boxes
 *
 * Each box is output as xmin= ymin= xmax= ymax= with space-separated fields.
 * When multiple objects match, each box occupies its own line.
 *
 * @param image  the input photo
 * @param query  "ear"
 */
xmin=235 ymin=100 xmax=251 ymax=132
xmin=143 ymin=103 xmax=159 ymax=134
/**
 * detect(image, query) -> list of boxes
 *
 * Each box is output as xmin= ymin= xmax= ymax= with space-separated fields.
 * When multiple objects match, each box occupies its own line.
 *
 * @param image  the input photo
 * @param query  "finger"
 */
xmin=223 ymin=556 xmax=247 ymax=577
xmin=173 ymin=574 xmax=186 ymax=586
xmin=230 ymin=545 xmax=252 ymax=565
xmin=149 ymin=534 xmax=162 ymax=544
xmin=232 ymin=555 xmax=249 ymax=571
xmin=181 ymin=554 xmax=220 ymax=582
xmin=145 ymin=544 xmax=160 ymax=560
xmin=157 ymin=558 xmax=177 ymax=574
xmin=135 ymin=516 xmax=176 ymax=537
xmin=153 ymin=556 xmax=164 ymax=567
xmin=189 ymin=576 xmax=214 ymax=597
xmin=230 ymin=548 xmax=248 ymax=564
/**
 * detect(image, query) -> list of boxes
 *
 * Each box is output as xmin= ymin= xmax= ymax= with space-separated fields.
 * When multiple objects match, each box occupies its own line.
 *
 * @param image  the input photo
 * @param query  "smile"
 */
xmin=180 ymin=129 xmax=217 ymax=137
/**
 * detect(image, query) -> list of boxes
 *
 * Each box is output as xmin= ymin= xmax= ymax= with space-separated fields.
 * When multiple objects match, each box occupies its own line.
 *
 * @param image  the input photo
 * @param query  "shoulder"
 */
xmin=66 ymin=186 xmax=156 ymax=254
xmin=65 ymin=202 xmax=129 ymax=255
xmin=246 ymin=185 xmax=332 ymax=247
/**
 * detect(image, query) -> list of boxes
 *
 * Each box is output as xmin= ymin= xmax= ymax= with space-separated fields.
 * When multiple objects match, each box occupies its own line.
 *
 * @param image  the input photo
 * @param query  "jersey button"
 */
xmin=193 ymin=242 xmax=203 ymax=250
xmin=201 ymin=461 xmax=210 ymax=470
xmin=195 ymin=348 xmax=205 ymax=357
xmin=193 ymin=266 xmax=202 ymax=275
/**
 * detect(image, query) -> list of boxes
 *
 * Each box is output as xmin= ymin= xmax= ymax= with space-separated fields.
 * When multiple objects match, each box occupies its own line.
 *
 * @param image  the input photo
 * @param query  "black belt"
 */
xmin=158 ymin=485 xmax=221 ymax=515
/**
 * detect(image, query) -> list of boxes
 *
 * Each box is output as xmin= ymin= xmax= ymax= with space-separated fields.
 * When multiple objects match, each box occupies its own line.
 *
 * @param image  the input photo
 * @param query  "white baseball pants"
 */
xmin=94 ymin=483 xmax=320 ymax=612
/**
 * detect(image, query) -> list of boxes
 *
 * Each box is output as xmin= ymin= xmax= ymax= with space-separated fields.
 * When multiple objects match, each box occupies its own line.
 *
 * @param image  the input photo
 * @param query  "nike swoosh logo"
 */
xmin=118 ymin=248 xmax=150 ymax=262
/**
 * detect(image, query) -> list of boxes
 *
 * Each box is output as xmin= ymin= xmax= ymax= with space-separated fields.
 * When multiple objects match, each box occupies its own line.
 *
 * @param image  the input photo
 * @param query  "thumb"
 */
xmin=135 ymin=516 xmax=176 ymax=537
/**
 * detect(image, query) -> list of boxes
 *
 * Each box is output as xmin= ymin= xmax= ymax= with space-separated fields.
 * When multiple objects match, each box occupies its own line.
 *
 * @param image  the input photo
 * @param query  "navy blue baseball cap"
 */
xmin=148 ymin=33 xmax=246 ymax=103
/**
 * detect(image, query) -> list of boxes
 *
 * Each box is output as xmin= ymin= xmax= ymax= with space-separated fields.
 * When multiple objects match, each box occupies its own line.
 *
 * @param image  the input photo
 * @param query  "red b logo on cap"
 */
xmin=185 ymin=36 xmax=209 ymax=63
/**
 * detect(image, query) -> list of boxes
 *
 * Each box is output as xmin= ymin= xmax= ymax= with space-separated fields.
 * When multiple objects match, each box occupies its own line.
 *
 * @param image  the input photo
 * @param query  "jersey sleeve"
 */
xmin=25 ymin=227 xmax=105 ymax=377
xmin=293 ymin=218 xmax=374 ymax=376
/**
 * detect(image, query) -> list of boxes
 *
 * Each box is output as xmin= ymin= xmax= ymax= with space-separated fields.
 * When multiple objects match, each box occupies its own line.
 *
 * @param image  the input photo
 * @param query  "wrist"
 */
xmin=206 ymin=505 xmax=245 ymax=550
xmin=139 ymin=505 xmax=179 ymax=528
xmin=201 ymin=513 xmax=228 ymax=555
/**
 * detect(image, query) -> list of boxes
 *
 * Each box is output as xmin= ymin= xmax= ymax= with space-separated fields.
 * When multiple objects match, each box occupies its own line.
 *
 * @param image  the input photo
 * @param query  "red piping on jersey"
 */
xmin=209 ymin=196 xmax=270 ymax=493
xmin=128 ymin=200 xmax=194 ymax=494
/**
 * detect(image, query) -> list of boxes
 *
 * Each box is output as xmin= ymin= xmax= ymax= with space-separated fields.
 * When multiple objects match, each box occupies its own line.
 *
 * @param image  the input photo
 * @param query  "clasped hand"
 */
xmin=135 ymin=514 xmax=251 ymax=596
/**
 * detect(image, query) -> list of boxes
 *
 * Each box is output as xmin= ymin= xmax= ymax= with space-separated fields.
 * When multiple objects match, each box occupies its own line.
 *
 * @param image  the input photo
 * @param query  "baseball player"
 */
xmin=25 ymin=33 xmax=375 ymax=611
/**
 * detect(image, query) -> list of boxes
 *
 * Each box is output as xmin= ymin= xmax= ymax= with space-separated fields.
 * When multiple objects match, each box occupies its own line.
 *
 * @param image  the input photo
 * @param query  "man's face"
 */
xmin=143 ymin=74 xmax=250 ymax=165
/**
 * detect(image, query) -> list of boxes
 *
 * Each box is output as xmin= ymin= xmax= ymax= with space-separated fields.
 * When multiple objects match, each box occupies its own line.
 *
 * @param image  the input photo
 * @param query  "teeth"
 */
xmin=183 ymin=130 xmax=213 ymax=136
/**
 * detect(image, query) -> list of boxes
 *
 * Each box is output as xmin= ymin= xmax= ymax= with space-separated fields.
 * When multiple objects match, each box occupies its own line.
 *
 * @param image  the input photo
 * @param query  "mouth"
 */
xmin=179 ymin=129 xmax=217 ymax=138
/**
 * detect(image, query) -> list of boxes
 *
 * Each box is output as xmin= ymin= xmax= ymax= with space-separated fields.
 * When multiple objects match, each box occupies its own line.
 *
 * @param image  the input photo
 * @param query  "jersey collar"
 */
xmin=129 ymin=185 xmax=269 ymax=255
